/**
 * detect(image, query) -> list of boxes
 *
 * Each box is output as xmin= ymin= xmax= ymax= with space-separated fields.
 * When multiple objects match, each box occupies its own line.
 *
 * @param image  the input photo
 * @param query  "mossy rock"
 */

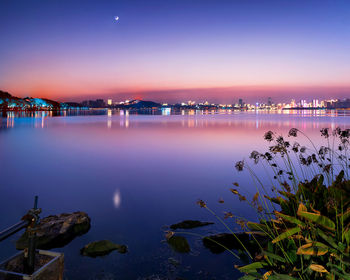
xmin=167 ymin=235 xmax=190 ymax=253
xmin=16 ymin=212 xmax=91 ymax=250
xmin=80 ymin=240 xmax=128 ymax=258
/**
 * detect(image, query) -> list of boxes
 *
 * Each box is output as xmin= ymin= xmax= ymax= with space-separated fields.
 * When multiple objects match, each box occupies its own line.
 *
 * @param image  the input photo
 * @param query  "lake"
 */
xmin=0 ymin=109 xmax=350 ymax=279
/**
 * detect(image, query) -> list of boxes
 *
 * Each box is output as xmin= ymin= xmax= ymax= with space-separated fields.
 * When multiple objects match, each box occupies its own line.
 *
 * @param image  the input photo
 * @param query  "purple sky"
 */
xmin=1 ymin=0 xmax=349 ymax=102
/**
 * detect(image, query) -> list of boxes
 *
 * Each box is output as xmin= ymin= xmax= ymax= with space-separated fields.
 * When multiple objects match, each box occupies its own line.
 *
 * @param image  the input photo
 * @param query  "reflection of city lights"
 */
xmin=6 ymin=112 xmax=14 ymax=128
xmin=107 ymin=110 xmax=112 ymax=128
xmin=161 ymin=108 xmax=171 ymax=115
xmin=113 ymin=189 xmax=121 ymax=208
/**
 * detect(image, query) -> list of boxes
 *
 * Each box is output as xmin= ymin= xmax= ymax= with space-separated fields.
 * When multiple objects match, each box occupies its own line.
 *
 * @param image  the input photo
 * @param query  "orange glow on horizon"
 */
xmin=3 ymin=83 xmax=350 ymax=103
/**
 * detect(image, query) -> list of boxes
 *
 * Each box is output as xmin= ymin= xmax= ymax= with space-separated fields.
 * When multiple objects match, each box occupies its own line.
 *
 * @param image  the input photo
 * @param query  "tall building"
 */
xmin=267 ymin=97 xmax=272 ymax=106
xmin=107 ymin=99 xmax=113 ymax=106
xmin=291 ymin=99 xmax=296 ymax=108
xmin=238 ymin=98 xmax=243 ymax=107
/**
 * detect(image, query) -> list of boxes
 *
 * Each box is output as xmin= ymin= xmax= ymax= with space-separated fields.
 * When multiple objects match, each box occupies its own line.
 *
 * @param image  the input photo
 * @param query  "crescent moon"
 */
xmin=115 ymin=16 xmax=119 ymax=21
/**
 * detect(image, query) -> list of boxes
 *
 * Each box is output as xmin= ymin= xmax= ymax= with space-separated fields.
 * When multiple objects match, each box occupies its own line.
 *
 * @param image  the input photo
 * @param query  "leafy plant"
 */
xmin=197 ymin=127 xmax=350 ymax=279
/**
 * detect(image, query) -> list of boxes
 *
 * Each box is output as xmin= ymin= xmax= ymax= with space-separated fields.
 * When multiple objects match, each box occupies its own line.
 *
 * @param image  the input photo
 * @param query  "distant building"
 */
xmin=327 ymin=99 xmax=350 ymax=109
xmin=107 ymin=99 xmax=113 ymax=106
xmin=312 ymin=99 xmax=319 ymax=108
xmin=291 ymin=99 xmax=296 ymax=108
xmin=238 ymin=98 xmax=243 ymax=107
xmin=187 ymin=100 xmax=195 ymax=106
xmin=267 ymin=97 xmax=272 ymax=106
xmin=81 ymin=99 xmax=106 ymax=108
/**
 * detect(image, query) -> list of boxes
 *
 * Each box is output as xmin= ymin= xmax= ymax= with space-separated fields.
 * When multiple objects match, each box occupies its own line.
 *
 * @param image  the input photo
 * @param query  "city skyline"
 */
xmin=81 ymin=96 xmax=348 ymax=109
xmin=1 ymin=0 xmax=350 ymax=102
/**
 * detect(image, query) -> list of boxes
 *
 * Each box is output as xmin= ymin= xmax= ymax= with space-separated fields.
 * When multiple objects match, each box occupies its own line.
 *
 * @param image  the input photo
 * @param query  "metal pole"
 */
xmin=33 ymin=196 xmax=38 ymax=210
xmin=0 ymin=220 xmax=29 ymax=242
xmin=27 ymin=195 xmax=38 ymax=274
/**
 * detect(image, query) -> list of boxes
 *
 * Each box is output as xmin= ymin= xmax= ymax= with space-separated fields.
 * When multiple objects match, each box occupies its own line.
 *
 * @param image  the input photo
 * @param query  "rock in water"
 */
xmin=203 ymin=232 xmax=267 ymax=254
xmin=170 ymin=220 xmax=214 ymax=230
xmin=16 ymin=212 xmax=91 ymax=250
xmin=81 ymin=240 xmax=128 ymax=257
xmin=167 ymin=235 xmax=190 ymax=253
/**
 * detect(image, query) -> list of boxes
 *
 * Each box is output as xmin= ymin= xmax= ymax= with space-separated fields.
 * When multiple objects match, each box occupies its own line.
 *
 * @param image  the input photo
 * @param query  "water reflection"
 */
xmin=107 ymin=109 xmax=112 ymax=128
xmin=6 ymin=112 xmax=14 ymax=128
xmin=1 ymin=109 xmax=350 ymax=280
xmin=119 ymin=110 xmax=129 ymax=128
xmin=161 ymin=108 xmax=171 ymax=115
xmin=1 ymin=109 xmax=350 ymax=131
xmin=113 ymin=189 xmax=121 ymax=208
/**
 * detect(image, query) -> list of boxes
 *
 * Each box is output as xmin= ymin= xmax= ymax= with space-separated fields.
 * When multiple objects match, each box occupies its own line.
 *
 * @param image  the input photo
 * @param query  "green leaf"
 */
xmin=340 ymin=208 xmax=350 ymax=222
xmin=265 ymin=196 xmax=287 ymax=206
xmin=246 ymin=222 xmax=268 ymax=233
xmin=329 ymin=253 xmax=350 ymax=266
xmin=263 ymin=251 xmax=285 ymax=262
xmin=343 ymin=228 xmax=350 ymax=245
xmin=237 ymin=261 xmax=266 ymax=273
xmin=268 ymin=273 xmax=299 ymax=280
xmin=335 ymin=170 xmax=345 ymax=185
xmin=274 ymin=211 xmax=305 ymax=227
xmin=317 ymin=174 xmax=324 ymax=187
xmin=277 ymin=191 xmax=295 ymax=200
xmin=297 ymin=211 xmax=335 ymax=231
xmin=238 ymin=275 xmax=258 ymax=280
xmin=329 ymin=264 xmax=350 ymax=280
xmin=317 ymin=228 xmax=338 ymax=249
xmin=286 ymin=239 xmax=298 ymax=263
xmin=272 ymin=227 xmax=301 ymax=243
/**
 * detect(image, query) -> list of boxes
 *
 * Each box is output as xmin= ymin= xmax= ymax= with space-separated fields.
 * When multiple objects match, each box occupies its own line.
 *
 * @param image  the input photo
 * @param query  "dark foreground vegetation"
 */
xmin=170 ymin=127 xmax=350 ymax=279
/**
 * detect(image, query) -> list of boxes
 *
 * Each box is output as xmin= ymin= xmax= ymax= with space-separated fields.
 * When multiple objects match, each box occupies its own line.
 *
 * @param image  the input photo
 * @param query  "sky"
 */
xmin=0 ymin=0 xmax=350 ymax=103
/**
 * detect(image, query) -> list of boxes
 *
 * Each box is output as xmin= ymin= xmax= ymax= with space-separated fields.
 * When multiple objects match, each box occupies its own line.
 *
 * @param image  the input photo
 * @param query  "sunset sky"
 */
xmin=1 ymin=0 xmax=349 ymax=103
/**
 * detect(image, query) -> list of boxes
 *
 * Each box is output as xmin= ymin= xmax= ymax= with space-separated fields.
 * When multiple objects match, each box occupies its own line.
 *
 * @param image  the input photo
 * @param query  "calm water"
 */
xmin=1 ymin=109 xmax=350 ymax=280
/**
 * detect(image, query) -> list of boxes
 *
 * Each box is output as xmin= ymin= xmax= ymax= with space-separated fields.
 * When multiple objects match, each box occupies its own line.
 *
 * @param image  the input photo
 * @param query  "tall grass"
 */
xmin=187 ymin=127 xmax=350 ymax=279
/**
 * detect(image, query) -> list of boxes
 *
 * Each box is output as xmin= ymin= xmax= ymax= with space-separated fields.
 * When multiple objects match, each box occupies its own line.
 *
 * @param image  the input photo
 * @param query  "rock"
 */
xmin=202 ymin=232 xmax=267 ymax=254
xmin=167 ymin=235 xmax=190 ymax=253
xmin=16 ymin=212 xmax=91 ymax=250
xmin=80 ymin=240 xmax=128 ymax=258
xmin=170 ymin=220 xmax=214 ymax=230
